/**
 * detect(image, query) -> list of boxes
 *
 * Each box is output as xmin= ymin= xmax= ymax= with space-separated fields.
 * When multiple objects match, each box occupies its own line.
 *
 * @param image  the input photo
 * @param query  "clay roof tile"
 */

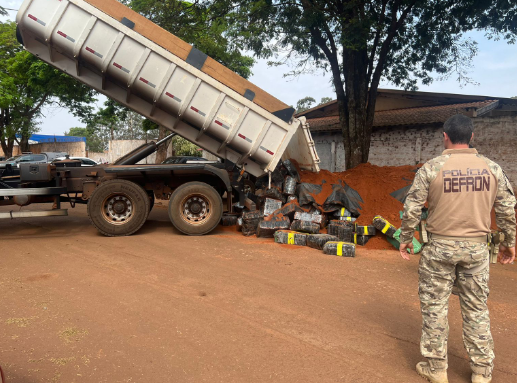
xmin=308 ymin=100 xmax=499 ymax=132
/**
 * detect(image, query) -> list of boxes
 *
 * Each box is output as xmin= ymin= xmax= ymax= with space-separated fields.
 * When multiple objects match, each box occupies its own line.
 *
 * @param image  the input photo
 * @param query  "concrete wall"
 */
xmin=311 ymin=115 xmax=517 ymax=185
xmin=0 ymin=142 xmax=86 ymax=158
xmin=109 ymin=140 xmax=173 ymax=164
xmin=88 ymin=152 xmax=109 ymax=164
xmin=31 ymin=142 xmax=86 ymax=157
xmin=313 ymin=133 xmax=346 ymax=172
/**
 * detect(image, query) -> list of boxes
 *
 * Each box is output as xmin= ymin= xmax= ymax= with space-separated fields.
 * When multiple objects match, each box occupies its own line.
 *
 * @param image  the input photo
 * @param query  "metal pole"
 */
xmin=156 ymin=133 xmax=176 ymax=147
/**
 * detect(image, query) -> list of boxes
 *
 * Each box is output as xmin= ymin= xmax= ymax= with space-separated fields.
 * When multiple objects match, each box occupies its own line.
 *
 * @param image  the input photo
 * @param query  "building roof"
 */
xmin=16 ymin=134 xmax=87 ymax=143
xmin=309 ymin=100 xmax=500 ymax=131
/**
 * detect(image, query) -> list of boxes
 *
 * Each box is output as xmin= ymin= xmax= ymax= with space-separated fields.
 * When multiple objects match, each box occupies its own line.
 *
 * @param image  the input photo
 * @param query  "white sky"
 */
xmin=2 ymin=2 xmax=517 ymax=136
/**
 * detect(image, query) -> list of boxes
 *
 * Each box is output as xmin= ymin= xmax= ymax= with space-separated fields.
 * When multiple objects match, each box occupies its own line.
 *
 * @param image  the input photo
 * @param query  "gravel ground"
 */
xmin=1 ymin=203 xmax=516 ymax=383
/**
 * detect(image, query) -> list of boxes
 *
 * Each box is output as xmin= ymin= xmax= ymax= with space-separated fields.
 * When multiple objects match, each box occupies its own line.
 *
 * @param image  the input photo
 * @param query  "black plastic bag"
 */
xmin=322 ymin=183 xmax=363 ymax=216
xmin=295 ymin=183 xmax=322 ymax=206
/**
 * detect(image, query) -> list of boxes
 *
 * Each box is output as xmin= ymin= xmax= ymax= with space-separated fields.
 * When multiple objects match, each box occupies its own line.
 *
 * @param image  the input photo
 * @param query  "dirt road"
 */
xmin=1 ymin=203 xmax=516 ymax=383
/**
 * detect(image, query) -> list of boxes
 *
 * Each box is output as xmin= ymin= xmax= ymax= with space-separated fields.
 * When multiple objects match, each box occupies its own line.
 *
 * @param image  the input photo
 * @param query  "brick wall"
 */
xmin=368 ymin=123 xmax=443 ymax=167
xmin=471 ymin=115 xmax=517 ymax=185
xmin=311 ymin=115 xmax=517 ymax=185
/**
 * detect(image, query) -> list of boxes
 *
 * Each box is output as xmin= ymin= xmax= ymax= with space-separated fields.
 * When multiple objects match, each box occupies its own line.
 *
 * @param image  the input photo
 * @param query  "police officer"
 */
xmin=399 ymin=114 xmax=516 ymax=383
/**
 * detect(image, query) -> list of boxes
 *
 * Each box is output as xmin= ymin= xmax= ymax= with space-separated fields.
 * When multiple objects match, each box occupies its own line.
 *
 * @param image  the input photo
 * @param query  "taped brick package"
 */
xmin=257 ymin=217 xmax=291 ymax=238
xmin=334 ymin=208 xmax=352 ymax=218
xmin=290 ymin=220 xmax=320 ymax=234
xmin=307 ymin=234 xmax=339 ymax=250
xmin=274 ymin=230 xmax=308 ymax=246
xmin=355 ymin=225 xmax=377 ymax=236
xmin=263 ymin=198 xmax=283 ymax=216
xmin=293 ymin=212 xmax=323 ymax=224
xmin=241 ymin=210 xmax=263 ymax=236
xmin=327 ymin=220 xmax=353 ymax=237
xmin=372 ymin=216 xmax=398 ymax=238
xmin=323 ymin=242 xmax=356 ymax=257
xmin=353 ymin=234 xmax=371 ymax=246
xmin=337 ymin=225 xmax=353 ymax=243
xmin=284 ymin=176 xmax=297 ymax=195
xmin=283 ymin=159 xmax=301 ymax=182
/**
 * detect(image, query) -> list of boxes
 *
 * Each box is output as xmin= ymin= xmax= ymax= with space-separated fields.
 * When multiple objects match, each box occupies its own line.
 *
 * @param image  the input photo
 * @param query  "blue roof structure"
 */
xmin=18 ymin=134 xmax=86 ymax=143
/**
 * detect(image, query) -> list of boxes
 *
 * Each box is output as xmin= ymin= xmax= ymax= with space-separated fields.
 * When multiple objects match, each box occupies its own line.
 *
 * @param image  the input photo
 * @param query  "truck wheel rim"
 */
xmin=102 ymin=194 xmax=134 ymax=224
xmin=180 ymin=194 xmax=212 ymax=225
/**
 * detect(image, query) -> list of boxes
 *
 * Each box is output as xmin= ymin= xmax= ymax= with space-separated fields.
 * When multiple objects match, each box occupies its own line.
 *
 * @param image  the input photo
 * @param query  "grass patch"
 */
xmin=6 ymin=317 xmax=35 ymax=327
xmin=59 ymin=327 xmax=89 ymax=343
xmin=49 ymin=357 xmax=75 ymax=366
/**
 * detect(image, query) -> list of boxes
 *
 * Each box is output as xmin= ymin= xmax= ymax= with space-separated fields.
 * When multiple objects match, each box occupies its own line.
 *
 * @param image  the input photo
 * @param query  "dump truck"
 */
xmin=0 ymin=0 xmax=320 ymax=237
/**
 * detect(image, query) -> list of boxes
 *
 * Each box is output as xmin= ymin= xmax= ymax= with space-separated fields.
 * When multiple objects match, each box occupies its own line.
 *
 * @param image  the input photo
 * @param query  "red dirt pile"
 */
xmin=299 ymin=163 xmax=421 ymax=250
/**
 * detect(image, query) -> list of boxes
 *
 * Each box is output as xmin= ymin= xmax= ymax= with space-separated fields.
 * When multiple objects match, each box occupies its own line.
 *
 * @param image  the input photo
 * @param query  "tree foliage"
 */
xmin=123 ymin=0 xmax=254 ymax=78
xmin=83 ymin=100 xmax=158 ymax=152
xmin=0 ymin=21 xmax=96 ymax=158
xmin=295 ymin=97 xmax=316 ymax=114
xmin=211 ymin=0 xmax=517 ymax=168
xmin=141 ymin=119 xmax=201 ymax=156
xmin=295 ymin=96 xmax=334 ymax=113
xmin=65 ymin=127 xmax=105 ymax=154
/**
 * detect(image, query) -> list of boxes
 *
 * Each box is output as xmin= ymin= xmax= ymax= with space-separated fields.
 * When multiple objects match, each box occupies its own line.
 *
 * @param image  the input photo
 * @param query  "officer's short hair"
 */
xmin=443 ymin=114 xmax=474 ymax=144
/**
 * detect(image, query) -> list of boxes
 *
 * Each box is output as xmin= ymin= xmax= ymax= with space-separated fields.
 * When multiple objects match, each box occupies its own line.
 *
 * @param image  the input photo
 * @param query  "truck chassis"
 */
xmin=0 ymin=138 xmax=250 ymax=236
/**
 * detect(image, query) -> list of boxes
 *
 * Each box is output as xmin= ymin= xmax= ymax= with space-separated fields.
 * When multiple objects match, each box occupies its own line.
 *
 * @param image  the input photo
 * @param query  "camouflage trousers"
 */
xmin=419 ymin=238 xmax=494 ymax=376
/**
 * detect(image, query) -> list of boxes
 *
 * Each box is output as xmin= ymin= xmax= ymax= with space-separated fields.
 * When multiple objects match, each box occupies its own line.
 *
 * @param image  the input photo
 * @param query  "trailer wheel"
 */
xmin=87 ymin=180 xmax=150 ymax=237
xmin=168 ymin=182 xmax=223 ymax=235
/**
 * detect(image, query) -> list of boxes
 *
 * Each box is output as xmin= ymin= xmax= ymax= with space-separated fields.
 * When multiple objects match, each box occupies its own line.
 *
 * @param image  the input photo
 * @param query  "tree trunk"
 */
xmin=0 ymin=108 xmax=14 ymax=158
xmin=20 ymin=134 xmax=30 ymax=153
xmin=155 ymin=125 xmax=170 ymax=164
xmin=340 ymin=48 xmax=374 ymax=170
xmin=1 ymin=138 xmax=14 ymax=159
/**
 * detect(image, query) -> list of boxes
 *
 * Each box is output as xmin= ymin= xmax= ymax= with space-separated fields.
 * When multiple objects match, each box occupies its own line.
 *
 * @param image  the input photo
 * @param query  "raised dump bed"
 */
xmin=16 ymin=0 xmax=320 ymax=177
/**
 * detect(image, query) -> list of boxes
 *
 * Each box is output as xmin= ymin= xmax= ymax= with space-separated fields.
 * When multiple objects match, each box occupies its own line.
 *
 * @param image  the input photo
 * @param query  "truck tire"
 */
xmin=87 ymin=179 xmax=150 ymax=237
xmin=168 ymin=182 xmax=223 ymax=235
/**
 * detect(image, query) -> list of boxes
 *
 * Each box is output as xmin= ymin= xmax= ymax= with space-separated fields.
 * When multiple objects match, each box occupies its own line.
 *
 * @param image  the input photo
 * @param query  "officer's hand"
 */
xmin=399 ymin=242 xmax=414 ymax=261
xmin=499 ymin=245 xmax=515 ymax=265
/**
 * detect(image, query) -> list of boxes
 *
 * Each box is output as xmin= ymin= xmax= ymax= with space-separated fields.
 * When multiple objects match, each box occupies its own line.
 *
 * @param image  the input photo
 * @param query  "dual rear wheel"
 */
xmin=88 ymin=180 xmax=222 ymax=237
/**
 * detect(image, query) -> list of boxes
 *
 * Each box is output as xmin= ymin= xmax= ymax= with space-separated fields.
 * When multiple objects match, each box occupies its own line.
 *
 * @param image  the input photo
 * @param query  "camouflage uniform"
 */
xmin=400 ymin=151 xmax=516 ymax=376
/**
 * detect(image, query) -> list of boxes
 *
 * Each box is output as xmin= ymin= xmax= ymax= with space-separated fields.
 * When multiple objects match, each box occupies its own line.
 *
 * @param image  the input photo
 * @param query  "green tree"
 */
xmin=0 ymin=21 xmax=96 ymax=158
xmin=123 ymin=0 xmax=254 ymax=78
xmin=0 ymin=7 xmax=7 ymax=17
xmin=65 ymin=127 xmax=106 ymax=153
xmin=84 ymin=101 xmax=158 ymax=152
xmin=171 ymin=137 xmax=203 ymax=157
xmin=213 ymin=0 xmax=517 ymax=169
xmin=295 ymin=96 xmax=316 ymax=114
xmin=295 ymin=96 xmax=334 ymax=113
xmin=142 ymin=119 xmax=201 ymax=157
